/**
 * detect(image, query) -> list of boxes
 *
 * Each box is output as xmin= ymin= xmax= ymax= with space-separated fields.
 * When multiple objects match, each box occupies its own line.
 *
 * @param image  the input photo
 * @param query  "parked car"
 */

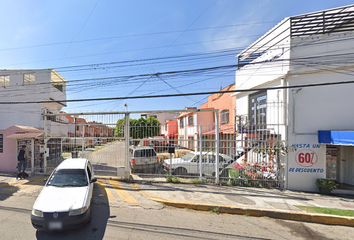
xmin=94 ymin=138 xmax=102 ymax=146
xmin=163 ymin=151 xmax=233 ymax=176
xmin=31 ymin=158 xmax=97 ymax=231
xmin=129 ymin=146 xmax=161 ymax=173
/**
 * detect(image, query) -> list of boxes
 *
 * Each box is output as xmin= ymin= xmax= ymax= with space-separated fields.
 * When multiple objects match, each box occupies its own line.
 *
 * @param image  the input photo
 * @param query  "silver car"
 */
xmin=129 ymin=146 xmax=161 ymax=173
xmin=164 ymin=151 xmax=233 ymax=176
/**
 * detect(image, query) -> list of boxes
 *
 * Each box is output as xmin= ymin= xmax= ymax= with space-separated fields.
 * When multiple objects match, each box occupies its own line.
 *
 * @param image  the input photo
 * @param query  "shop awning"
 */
xmin=6 ymin=132 xmax=43 ymax=139
xmin=318 ymin=130 xmax=354 ymax=145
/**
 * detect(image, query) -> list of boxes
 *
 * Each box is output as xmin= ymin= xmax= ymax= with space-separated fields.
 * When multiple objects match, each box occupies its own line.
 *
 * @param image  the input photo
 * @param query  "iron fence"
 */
xmin=40 ymin=107 xmax=288 ymax=188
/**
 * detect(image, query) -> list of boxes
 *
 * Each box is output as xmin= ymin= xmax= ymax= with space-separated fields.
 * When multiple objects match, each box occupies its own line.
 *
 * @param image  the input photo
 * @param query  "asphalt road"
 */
xmin=86 ymin=141 xmax=125 ymax=176
xmin=1 ymin=191 xmax=354 ymax=240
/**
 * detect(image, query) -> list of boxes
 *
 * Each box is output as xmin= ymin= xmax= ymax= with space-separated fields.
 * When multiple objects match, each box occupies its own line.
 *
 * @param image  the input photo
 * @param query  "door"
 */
xmin=340 ymin=146 xmax=354 ymax=185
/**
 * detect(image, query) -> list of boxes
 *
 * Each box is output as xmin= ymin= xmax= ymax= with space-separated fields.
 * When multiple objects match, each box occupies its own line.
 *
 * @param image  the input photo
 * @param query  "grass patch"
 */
xmin=166 ymin=174 xmax=181 ymax=183
xmin=191 ymin=178 xmax=206 ymax=184
xmin=208 ymin=207 xmax=220 ymax=214
xmin=295 ymin=205 xmax=354 ymax=217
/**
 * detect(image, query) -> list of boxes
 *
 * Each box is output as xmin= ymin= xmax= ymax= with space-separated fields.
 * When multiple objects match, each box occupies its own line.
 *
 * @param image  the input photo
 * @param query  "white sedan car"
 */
xmin=164 ymin=151 xmax=233 ymax=176
xmin=31 ymin=158 xmax=96 ymax=231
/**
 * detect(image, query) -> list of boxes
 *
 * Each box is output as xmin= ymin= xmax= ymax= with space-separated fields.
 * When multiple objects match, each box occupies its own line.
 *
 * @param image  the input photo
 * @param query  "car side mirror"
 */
xmin=43 ymin=179 xmax=47 ymax=183
xmin=90 ymin=178 xmax=97 ymax=183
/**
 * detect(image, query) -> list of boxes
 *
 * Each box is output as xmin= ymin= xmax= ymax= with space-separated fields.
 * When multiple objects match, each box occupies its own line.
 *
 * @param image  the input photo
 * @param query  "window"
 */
xmin=188 ymin=116 xmax=193 ymax=126
xmin=0 ymin=76 xmax=9 ymax=87
xmin=86 ymin=167 xmax=92 ymax=180
xmin=53 ymin=84 xmax=64 ymax=92
xmin=249 ymin=91 xmax=267 ymax=127
xmin=0 ymin=134 xmax=3 ymax=153
xmin=23 ymin=73 xmax=35 ymax=85
xmin=179 ymin=118 xmax=184 ymax=128
xmin=220 ymin=110 xmax=229 ymax=124
xmin=188 ymin=136 xmax=194 ymax=149
xmin=179 ymin=136 xmax=184 ymax=146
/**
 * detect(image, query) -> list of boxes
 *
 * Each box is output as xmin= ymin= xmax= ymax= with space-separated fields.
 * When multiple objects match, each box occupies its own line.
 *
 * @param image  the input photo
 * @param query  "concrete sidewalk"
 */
xmin=133 ymin=182 xmax=354 ymax=227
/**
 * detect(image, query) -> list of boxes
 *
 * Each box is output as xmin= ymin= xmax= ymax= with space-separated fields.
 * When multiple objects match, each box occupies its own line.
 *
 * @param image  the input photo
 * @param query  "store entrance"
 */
xmin=339 ymin=146 xmax=354 ymax=186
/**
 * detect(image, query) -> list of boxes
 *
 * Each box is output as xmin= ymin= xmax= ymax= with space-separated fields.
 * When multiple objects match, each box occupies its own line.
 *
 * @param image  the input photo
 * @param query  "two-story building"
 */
xmin=234 ymin=5 xmax=354 ymax=191
xmin=0 ymin=69 xmax=67 ymax=173
xmin=200 ymin=84 xmax=236 ymax=157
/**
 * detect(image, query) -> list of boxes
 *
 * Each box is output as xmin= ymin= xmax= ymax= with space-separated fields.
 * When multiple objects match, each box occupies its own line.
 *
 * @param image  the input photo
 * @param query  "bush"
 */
xmin=316 ymin=178 xmax=338 ymax=190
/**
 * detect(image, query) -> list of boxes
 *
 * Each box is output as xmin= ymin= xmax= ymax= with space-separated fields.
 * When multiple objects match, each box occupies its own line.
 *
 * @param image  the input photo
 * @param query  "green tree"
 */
xmin=115 ymin=117 xmax=161 ymax=141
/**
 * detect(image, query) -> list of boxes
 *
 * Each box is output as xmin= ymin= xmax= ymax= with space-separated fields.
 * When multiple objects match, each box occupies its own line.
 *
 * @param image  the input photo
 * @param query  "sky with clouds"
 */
xmin=1 ymin=0 xmax=353 ymax=113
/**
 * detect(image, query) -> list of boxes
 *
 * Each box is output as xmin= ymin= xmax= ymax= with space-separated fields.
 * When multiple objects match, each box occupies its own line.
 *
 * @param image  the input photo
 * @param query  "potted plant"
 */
xmin=315 ymin=178 xmax=338 ymax=195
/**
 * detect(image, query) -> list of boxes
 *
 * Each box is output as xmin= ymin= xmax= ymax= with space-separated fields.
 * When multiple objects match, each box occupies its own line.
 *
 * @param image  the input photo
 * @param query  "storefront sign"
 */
xmin=295 ymin=149 xmax=318 ymax=167
xmin=289 ymin=145 xmax=324 ymax=174
xmin=289 ymin=168 xmax=324 ymax=173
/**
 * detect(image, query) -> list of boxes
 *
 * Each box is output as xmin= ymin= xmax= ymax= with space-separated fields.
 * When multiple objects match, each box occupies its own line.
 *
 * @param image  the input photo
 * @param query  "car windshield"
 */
xmin=221 ymin=155 xmax=232 ymax=163
xmin=181 ymin=152 xmax=195 ymax=161
xmin=46 ymin=169 xmax=88 ymax=187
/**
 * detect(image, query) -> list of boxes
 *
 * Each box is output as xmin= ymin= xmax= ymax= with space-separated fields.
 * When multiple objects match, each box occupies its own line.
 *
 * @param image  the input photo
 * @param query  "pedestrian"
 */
xmin=39 ymin=152 xmax=44 ymax=173
xmin=17 ymin=145 xmax=27 ymax=173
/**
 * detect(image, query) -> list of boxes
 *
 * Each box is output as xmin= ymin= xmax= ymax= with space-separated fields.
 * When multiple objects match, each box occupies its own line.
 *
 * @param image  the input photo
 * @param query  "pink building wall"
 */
xmin=0 ymin=126 xmax=18 ymax=172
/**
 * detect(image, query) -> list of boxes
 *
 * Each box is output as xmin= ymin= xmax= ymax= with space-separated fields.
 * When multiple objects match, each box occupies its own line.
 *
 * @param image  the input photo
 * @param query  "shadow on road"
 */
xmin=0 ymin=182 xmax=20 ymax=202
xmin=35 ymin=182 xmax=111 ymax=240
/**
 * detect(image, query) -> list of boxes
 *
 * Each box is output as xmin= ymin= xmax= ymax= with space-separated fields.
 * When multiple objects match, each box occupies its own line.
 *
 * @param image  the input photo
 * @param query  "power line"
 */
xmin=2 ymin=79 xmax=354 ymax=104
xmin=0 ymin=22 xmax=276 ymax=53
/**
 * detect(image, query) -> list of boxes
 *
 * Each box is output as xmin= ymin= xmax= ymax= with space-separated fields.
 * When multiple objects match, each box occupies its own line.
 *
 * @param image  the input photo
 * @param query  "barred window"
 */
xmin=0 ymin=75 xmax=9 ymax=87
xmin=24 ymin=73 xmax=35 ymax=85
xmin=220 ymin=110 xmax=229 ymax=124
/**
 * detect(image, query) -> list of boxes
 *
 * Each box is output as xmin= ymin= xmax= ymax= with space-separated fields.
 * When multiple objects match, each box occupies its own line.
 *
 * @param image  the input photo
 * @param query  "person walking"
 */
xmin=17 ymin=145 xmax=27 ymax=173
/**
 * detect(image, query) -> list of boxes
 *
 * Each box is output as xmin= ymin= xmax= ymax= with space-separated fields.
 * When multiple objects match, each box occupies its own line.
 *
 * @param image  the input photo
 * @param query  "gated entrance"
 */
xmin=41 ymin=105 xmax=287 ymax=188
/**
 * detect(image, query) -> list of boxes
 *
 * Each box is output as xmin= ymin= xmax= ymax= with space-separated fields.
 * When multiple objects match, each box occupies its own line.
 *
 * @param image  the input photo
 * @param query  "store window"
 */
xmin=24 ymin=73 xmax=35 ymax=85
xmin=326 ymin=146 xmax=337 ymax=180
xmin=0 ymin=76 xmax=9 ymax=87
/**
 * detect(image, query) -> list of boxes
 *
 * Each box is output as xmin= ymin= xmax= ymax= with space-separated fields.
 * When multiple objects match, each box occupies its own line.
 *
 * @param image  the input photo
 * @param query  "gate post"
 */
xmin=44 ymin=109 xmax=48 ymax=174
xmin=199 ymin=124 xmax=202 ymax=182
xmin=124 ymin=113 xmax=130 ymax=179
xmin=215 ymin=109 xmax=220 ymax=184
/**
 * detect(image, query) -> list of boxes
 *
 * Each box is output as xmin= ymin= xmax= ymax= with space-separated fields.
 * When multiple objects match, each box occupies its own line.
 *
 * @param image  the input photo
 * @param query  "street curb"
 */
xmin=134 ymin=187 xmax=354 ymax=227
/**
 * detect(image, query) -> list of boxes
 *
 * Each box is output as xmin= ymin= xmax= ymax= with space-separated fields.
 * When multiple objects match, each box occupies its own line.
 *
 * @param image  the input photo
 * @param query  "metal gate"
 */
xmin=41 ymin=106 xmax=288 ymax=188
xmin=42 ymin=111 xmax=127 ymax=177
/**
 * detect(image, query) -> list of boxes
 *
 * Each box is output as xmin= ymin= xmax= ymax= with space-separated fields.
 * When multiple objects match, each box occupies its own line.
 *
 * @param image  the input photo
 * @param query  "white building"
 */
xmin=0 ymin=69 xmax=67 ymax=173
xmin=0 ymin=69 xmax=68 ymax=135
xmin=234 ymin=5 xmax=354 ymax=191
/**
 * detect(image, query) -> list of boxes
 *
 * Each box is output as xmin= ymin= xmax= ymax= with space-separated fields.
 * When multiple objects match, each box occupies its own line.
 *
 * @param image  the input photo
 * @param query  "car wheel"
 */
xmin=87 ymin=206 xmax=92 ymax=223
xmin=220 ymin=168 xmax=229 ymax=178
xmin=174 ymin=167 xmax=187 ymax=176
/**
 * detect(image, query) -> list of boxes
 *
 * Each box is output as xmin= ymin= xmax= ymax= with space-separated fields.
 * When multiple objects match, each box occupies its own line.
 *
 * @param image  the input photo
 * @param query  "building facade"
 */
xmin=0 ymin=69 xmax=67 ymax=172
xmin=234 ymin=5 xmax=354 ymax=191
